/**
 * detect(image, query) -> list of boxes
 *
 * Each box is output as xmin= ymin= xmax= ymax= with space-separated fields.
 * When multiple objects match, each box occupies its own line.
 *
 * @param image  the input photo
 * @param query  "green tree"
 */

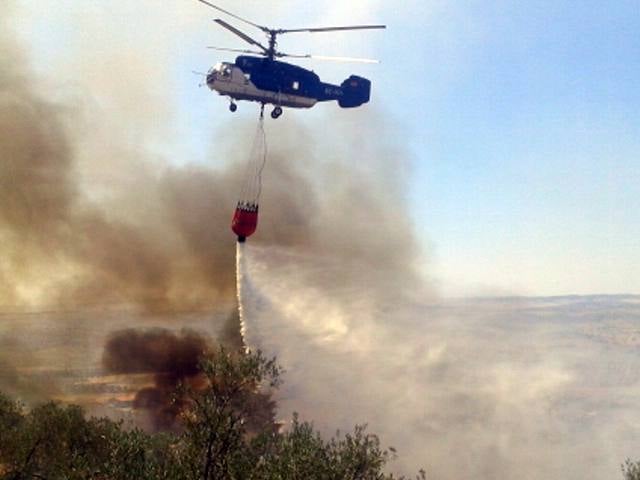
xmin=246 ymin=413 xmax=426 ymax=480
xmin=178 ymin=347 xmax=424 ymax=479
xmin=0 ymin=393 xmax=24 ymax=476
xmin=0 ymin=397 xmax=176 ymax=480
xmin=1 ymin=401 xmax=109 ymax=479
xmin=176 ymin=347 xmax=282 ymax=479
xmin=0 ymin=347 xmax=426 ymax=480
xmin=97 ymin=425 xmax=181 ymax=480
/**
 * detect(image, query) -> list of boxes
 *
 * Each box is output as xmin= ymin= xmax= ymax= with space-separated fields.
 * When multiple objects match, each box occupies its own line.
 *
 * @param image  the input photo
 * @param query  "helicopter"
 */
xmin=196 ymin=0 xmax=385 ymax=119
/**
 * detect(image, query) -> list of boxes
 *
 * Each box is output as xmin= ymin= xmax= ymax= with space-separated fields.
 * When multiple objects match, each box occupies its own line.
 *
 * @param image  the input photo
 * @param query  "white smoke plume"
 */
xmin=237 ymin=243 xmax=640 ymax=479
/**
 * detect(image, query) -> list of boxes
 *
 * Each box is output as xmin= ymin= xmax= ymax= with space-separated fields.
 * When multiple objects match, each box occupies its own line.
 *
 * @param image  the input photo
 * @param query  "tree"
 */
xmin=177 ymin=346 xmax=424 ymax=479
xmin=247 ymin=414 xmax=417 ymax=480
xmin=0 ymin=393 xmax=24 ymax=477
xmin=0 ymin=346 xmax=426 ymax=479
xmin=96 ymin=425 xmax=181 ymax=480
xmin=176 ymin=347 xmax=282 ymax=479
xmin=1 ymin=400 xmax=110 ymax=479
xmin=0 ymin=396 xmax=176 ymax=479
xmin=623 ymin=459 xmax=640 ymax=480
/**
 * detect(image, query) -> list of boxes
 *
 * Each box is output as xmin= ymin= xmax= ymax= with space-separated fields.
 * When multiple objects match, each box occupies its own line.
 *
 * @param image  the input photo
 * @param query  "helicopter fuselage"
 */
xmin=206 ymin=56 xmax=371 ymax=115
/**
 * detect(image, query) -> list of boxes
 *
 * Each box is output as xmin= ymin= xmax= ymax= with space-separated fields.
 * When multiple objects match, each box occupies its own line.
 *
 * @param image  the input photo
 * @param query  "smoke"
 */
xmin=4 ymin=3 xmax=640 ymax=480
xmin=2 ymin=0 xmax=425 ymax=442
xmin=101 ymin=326 xmax=279 ymax=433
xmin=102 ymin=328 xmax=209 ymax=430
xmin=1 ymin=0 xmax=423 ymax=416
xmin=0 ymin=333 xmax=63 ymax=404
xmin=1 ymin=0 xmax=424 ymax=314
xmin=0 ymin=4 xmax=238 ymax=314
xmin=238 ymin=247 xmax=640 ymax=480
xmin=0 ymin=9 xmax=231 ymax=312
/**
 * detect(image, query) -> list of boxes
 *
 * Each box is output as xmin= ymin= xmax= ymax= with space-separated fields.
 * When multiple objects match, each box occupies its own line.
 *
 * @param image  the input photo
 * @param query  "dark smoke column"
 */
xmin=102 ymin=328 xmax=210 ymax=431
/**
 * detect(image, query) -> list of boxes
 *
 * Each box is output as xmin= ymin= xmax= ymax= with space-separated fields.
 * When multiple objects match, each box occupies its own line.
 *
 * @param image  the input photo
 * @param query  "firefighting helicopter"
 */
xmin=196 ymin=0 xmax=385 ymax=119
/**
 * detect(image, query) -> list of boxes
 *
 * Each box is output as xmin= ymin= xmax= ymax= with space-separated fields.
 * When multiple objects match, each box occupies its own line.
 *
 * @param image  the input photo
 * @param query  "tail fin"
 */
xmin=338 ymin=75 xmax=371 ymax=108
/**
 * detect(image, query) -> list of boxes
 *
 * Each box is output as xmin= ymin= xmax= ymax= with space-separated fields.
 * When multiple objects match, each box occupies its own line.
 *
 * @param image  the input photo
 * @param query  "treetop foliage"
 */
xmin=0 ymin=346 xmax=425 ymax=480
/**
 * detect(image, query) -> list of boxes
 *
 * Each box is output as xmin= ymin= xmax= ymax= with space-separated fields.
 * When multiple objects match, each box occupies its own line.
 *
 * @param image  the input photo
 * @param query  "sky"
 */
xmin=9 ymin=0 xmax=640 ymax=297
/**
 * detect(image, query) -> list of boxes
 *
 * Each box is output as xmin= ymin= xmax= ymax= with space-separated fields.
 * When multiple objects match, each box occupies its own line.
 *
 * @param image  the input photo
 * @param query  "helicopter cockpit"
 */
xmin=208 ymin=62 xmax=234 ymax=79
xmin=218 ymin=62 xmax=234 ymax=76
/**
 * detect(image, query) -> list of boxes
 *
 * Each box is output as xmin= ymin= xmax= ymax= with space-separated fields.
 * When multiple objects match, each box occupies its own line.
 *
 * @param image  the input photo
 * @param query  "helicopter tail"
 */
xmin=338 ymin=75 xmax=371 ymax=108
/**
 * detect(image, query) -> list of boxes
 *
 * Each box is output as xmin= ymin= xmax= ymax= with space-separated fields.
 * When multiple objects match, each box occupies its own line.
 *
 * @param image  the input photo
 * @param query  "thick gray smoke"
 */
xmin=1 ymin=4 xmax=236 ymax=312
xmin=0 ymin=1 xmax=420 ymax=312
xmin=0 ymin=0 xmax=423 ymax=406
xmin=102 ymin=328 xmax=210 ymax=431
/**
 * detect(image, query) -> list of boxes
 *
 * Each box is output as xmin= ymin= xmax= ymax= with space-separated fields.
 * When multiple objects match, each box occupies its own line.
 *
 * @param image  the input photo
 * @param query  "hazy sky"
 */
xmin=10 ymin=0 xmax=640 ymax=297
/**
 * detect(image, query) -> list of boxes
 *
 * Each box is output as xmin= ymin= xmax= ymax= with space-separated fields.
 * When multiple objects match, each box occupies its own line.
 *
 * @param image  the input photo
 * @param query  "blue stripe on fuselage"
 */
xmin=234 ymin=55 xmax=341 ymax=102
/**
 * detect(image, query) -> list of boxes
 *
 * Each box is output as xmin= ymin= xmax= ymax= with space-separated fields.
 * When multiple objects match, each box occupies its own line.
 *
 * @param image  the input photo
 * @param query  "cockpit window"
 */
xmin=212 ymin=63 xmax=232 ymax=77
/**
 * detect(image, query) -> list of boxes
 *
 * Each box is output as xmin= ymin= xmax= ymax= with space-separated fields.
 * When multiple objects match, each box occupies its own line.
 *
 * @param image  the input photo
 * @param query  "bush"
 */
xmin=0 ymin=347 xmax=425 ymax=479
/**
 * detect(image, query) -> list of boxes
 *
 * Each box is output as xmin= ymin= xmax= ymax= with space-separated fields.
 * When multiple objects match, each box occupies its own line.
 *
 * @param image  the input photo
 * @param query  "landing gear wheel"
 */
xmin=229 ymin=103 xmax=237 ymax=112
xmin=271 ymin=106 xmax=283 ymax=119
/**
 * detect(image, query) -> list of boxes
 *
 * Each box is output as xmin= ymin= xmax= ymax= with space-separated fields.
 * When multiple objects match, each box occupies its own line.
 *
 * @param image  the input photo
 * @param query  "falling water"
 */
xmin=226 ymin=242 xmax=640 ymax=480
xmin=235 ymin=241 xmax=248 ymax=351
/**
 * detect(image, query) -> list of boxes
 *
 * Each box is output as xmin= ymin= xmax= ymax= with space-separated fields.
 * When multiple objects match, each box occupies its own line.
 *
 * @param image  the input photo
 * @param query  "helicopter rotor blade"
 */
xmin=213 ymin=19 xmax=269 ymax=53
xmin=278 ymin=25 xmax=386 ymax=34
xmin=196 ymin=0 xmax=267 ymax=32
xmin=207 ymin=46 xmax=265 ymax=56
xmin=278 ymin=53 xmax=380 ymax=64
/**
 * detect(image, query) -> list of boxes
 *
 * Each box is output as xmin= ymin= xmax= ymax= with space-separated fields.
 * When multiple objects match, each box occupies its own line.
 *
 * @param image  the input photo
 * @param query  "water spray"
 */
xmin=235 ymin=241 xmax=249 ymax=351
